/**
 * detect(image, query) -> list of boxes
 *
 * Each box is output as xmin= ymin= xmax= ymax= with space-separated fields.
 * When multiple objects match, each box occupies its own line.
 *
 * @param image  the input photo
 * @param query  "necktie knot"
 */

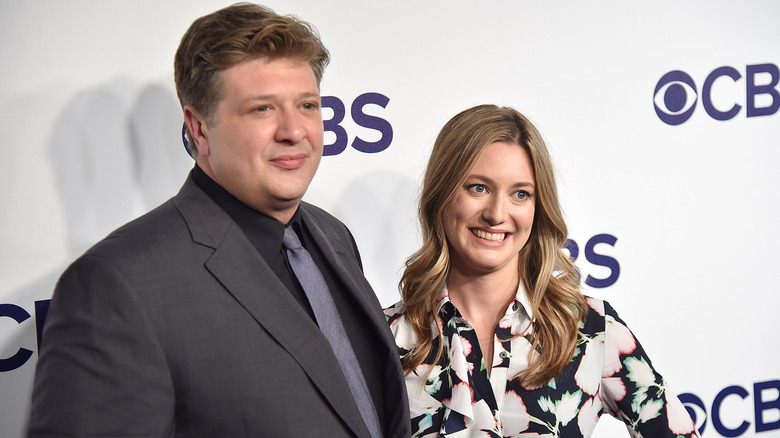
xmin=283 ymin=227 xmax=303 ymax=251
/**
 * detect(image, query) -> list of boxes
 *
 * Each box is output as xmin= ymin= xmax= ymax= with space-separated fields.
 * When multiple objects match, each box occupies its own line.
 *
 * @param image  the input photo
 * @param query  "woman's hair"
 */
xmin=400 ymin=104 xmax=587 ymax=386
xmin=174 ymin=2 xmax=330 ymax=153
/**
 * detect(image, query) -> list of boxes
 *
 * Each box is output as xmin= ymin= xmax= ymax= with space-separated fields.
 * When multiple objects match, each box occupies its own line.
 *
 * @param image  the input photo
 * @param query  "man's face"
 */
xmin=192 ymin=57 xmax=324 ymax=222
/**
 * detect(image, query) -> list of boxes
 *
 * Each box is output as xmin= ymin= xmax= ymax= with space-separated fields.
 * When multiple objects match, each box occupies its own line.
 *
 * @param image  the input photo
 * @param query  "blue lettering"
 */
xmin=656 ymin=63 xmax=779 ymax=123
xmin=350 ymin=92 xmax=393 ymax=153
xmin=0 ymin=303 xmax=34 ymax=372
xmin=754 ymin=380 xmax=780 ymax=432
xmin=703 ymin=66 xmax=742 ymax=121
xmin=746 ymin=63 xmax=780 ymax=117
xmin=584 ymin=234 xmax=620 ymax=288
xmin=712 ymin=385 xmax=750 ymax=437
xmin=563 ymin=239 xmax=579 ymax=261
xmin=322 ymin=95 xmax=348 ymax=156
xmin=35 ymin=299 xmax=51 ymax=349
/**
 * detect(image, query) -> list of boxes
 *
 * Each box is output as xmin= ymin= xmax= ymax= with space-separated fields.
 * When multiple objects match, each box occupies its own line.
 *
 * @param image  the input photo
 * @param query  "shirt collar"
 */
xmin=192 ymin=164 xmax=302 ymax=258
xmin=437 ymin=282 xmax=535 ymax=322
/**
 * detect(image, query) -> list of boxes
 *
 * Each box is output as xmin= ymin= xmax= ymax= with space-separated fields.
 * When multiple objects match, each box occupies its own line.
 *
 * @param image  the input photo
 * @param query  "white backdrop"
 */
xmin=1 ymin=1 xmax=778 ymax=437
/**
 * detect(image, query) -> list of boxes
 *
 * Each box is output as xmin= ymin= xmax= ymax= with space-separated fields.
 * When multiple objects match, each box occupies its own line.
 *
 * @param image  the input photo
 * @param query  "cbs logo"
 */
xmin=564 ymin=234 xmax=620 ymax=289
xmin=679 ymin=380 xmax=780 ymax=437
xmin=322 ymin=92 xmax=392 ymax=156
xmin=653 ymin=63 xmax=779 ymax=125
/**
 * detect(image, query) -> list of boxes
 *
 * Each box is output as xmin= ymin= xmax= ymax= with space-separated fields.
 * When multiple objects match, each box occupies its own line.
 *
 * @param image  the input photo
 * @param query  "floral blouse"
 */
xmin=384 ymin=289 xmax=699 ymax=437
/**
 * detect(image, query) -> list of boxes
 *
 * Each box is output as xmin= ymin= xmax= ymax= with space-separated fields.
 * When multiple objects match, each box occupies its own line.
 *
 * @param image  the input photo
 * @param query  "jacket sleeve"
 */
xmin=600 ymin=301 xmax=700 ymax=437
xmin=28 ymin=254 xmax=175 ymax=438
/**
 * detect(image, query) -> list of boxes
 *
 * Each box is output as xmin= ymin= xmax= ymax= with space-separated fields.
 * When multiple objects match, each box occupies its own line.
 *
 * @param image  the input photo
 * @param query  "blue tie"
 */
xmin=282 ymin=227 xmax=382 ymax=438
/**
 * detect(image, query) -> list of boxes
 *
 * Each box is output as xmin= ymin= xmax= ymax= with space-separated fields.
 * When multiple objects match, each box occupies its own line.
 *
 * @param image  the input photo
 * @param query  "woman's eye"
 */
xmin=515 ymin=190 xmax=532 ymax=200
xmin=467 ymin=184 xmax=487 ymax=194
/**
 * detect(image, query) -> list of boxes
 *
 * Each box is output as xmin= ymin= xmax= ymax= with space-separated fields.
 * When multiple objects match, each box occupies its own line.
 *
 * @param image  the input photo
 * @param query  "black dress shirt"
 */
xmin=191 ymin=166 xmax=386 ymax=431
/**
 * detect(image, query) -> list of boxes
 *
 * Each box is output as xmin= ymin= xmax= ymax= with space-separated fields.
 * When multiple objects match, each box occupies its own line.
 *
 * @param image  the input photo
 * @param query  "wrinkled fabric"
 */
xmin=385 ymin=290 xmax=699 ymax=437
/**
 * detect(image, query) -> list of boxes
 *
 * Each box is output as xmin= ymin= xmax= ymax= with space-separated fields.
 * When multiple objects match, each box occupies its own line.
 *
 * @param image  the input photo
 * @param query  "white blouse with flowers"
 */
xmin=384 ymin=289 xmax=699 ymax=437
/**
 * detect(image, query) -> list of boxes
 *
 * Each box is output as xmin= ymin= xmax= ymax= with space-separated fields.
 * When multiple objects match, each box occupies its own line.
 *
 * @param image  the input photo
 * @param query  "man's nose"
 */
xmin=275 ymin=109 xmax=306 ymax=144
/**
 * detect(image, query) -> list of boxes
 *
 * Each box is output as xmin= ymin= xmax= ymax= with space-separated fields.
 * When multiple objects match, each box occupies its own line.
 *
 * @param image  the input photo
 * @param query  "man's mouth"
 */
xmin=272 ymin=153 xmax=307 ymax=169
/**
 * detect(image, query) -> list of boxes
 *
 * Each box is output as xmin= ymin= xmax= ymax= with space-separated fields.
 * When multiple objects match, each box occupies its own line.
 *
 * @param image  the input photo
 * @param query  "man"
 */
xmin=28 ymin=4 xmax=410 ymax=437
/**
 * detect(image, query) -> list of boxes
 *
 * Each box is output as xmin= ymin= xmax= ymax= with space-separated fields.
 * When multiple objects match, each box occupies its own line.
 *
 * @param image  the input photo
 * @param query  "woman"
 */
xmin=385 ymin=105 xmax=698 ymax=437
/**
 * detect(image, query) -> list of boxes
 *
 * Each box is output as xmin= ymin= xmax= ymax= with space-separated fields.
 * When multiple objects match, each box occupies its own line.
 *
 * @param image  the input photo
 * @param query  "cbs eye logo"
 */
xmin=653 ymin=63 xmax=780 ymax=125
xmin=653 ymin=71 xmax=698 ymax=126
xmin=678 ymin=380 xmax=780 ymax=437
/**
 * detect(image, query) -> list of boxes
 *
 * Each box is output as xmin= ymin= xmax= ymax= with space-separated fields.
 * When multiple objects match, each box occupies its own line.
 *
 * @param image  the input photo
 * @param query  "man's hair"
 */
xmin=174 ymin=2 xmax=330 ymax=152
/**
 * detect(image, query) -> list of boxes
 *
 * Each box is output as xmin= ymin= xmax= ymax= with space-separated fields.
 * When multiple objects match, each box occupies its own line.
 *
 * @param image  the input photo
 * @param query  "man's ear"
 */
xmin=183 ymin=106 xmax=210 ymax=156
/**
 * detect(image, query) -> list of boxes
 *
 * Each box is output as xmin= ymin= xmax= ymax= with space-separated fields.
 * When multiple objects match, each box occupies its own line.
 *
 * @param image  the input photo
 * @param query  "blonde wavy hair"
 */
xmin=400 ymin=104 xmax=587 ymax=386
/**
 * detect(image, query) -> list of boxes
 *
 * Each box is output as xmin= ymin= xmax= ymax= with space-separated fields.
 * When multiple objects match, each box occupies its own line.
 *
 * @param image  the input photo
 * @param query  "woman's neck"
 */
xmin=447 ymin=266 xmax=519 ymax=376
xmin=446 ymin=266 xmax=519 ymax=330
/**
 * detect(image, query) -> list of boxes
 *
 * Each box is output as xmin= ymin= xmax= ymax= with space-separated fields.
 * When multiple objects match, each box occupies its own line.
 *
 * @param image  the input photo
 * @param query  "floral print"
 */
xmin=384 ymin=290 xmax=699 ymax=437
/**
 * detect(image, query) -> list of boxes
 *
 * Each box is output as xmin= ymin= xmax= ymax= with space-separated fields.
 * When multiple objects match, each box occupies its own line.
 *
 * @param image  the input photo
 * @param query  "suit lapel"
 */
xmin=300 ymin=205 xmax=394 ymax=347
xmin=301 ymin=204 xmax=413 ymax=438
xmin=173 ymin=177 xmax=370 ymax=437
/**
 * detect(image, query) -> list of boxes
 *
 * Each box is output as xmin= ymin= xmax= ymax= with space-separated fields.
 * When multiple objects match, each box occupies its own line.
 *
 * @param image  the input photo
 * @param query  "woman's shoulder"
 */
xmin=383 ymin=301 xmax=422 ymax=348
xmin=383 ymin=300 xmax=409 ymax=333
xmin=582 ymin=295 xmax=622 ymax=318
xmin=580 ymin=295 xmax=625 ymax=335
xmin=383 ymin=300 xmax=406 ymax=317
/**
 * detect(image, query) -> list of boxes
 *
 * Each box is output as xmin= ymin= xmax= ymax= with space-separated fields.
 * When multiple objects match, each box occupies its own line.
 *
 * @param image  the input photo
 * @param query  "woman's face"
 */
xmin=442 ymin=141 xmax=536 ymax=277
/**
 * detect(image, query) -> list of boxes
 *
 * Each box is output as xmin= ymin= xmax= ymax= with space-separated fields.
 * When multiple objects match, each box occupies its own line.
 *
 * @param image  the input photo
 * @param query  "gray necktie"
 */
xmin=282 ymin=227 xmax=382 ymax=438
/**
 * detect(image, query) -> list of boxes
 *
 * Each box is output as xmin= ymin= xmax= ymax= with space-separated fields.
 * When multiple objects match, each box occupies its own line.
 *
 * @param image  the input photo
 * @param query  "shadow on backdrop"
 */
xmin=2 ymin=79 xmax=190 ymax=438
xmin=332 ymin=170 xmax=419 ymax=304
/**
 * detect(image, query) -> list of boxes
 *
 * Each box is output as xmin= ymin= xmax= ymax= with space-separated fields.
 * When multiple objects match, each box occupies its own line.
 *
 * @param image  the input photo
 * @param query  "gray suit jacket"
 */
xmin=29 ymin=175 xmax=410 ymax=437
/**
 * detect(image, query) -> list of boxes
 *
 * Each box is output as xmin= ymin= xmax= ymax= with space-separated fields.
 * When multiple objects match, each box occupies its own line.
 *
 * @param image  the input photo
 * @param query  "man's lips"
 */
xmin=271 ymin=153 xmax=307 ymax=169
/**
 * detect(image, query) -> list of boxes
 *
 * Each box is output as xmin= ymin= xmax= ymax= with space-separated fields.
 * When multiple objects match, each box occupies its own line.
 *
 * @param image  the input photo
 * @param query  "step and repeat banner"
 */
xmin=1 ymin=1 xmax=778 ymax=437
